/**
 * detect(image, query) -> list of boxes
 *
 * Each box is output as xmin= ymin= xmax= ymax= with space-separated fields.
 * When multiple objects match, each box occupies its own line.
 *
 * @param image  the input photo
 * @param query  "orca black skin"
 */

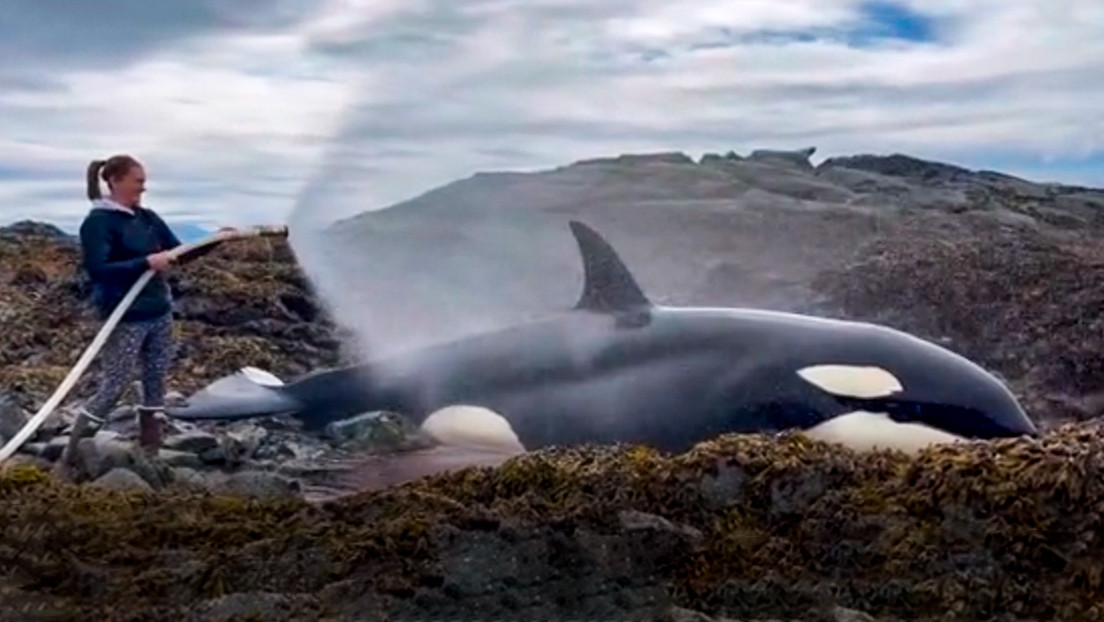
xmin=167 ymin=220 xmax=1038 ymax=455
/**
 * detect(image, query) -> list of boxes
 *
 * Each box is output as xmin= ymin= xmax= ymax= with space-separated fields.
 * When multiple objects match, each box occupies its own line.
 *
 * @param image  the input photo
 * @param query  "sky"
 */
xmin=0 ymin=0 xmax=1101 ymax=238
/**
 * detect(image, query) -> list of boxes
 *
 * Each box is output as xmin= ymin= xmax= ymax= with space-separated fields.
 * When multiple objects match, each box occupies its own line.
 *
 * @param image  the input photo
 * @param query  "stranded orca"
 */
xmin=166 ymin=220 xmax=1037 ymax=456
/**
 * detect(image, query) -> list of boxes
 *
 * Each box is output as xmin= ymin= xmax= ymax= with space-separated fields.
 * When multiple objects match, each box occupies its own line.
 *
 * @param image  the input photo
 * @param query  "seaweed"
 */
xmin=3 ymin=423 xmax=1104 ymax=620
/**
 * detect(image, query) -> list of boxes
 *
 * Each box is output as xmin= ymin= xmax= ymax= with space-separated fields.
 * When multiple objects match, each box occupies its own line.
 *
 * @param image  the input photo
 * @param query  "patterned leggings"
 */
xmin=83 ymin=312 xmax=175 ymax=420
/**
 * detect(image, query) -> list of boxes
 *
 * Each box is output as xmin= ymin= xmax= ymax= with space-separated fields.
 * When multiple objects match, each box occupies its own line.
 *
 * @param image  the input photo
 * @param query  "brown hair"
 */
xmin=86 ymin=154 xmax=142 ymax=200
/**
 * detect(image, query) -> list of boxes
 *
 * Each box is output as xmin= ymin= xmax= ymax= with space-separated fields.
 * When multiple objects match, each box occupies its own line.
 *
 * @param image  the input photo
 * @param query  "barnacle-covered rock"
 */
xmin=4 ymin=424 xmax=1104 ymax=620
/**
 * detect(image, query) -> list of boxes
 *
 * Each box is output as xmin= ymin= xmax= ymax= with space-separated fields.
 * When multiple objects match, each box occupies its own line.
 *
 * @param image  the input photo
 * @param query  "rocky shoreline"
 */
xmin=2 ymin=150 xmax=1104 ymax=620
xmin=1 ymin=390 xmax=435 ymax=504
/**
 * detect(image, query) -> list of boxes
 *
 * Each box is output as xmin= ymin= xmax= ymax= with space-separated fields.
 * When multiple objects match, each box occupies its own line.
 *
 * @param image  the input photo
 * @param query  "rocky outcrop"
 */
xmin=818 ymin=152 xmax=977 ymax=182
xmin=748 ymin=145 xmax=817 ymax=169
xmin=0 ymin=227 xmax=347 ymax=413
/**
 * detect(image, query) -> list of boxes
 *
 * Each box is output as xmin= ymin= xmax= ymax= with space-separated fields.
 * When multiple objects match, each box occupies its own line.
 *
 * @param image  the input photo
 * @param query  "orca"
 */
xmin=166 ymin=220 xmax=1038 ymax=456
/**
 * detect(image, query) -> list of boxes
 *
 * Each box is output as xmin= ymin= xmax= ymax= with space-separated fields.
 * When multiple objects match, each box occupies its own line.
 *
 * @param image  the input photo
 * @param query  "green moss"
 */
xmin=0 ymin=464 xmax=50 ymax=490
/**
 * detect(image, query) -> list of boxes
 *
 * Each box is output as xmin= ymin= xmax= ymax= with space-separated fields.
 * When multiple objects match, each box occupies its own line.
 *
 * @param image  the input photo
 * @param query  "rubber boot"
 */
xmin=137 ymin=406 xmax=164 ymax=455
xmin=59 ymin=407 xmax=104 ymax=477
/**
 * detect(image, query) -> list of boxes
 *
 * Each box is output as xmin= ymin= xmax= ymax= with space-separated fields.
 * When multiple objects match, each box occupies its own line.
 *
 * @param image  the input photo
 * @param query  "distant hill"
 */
xmin=298 ymin=146 xmax=1101 ymax=344
xmin=168 ymin=222 xmax=214 ymax=244
xmin=0 ymin=219 xmax=214 ymax=244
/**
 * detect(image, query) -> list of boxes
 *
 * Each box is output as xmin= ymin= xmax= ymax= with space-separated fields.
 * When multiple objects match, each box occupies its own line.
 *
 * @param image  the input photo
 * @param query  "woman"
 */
xmin=69 ymin=154 xmax=214 ymax=453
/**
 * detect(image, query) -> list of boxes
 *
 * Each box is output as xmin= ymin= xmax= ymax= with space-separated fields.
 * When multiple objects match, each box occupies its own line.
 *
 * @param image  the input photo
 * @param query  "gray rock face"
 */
xmin=91 ymin=467 xmax=153 ymax=493
xmin=0 ymin=392 xmax=28 ymax=443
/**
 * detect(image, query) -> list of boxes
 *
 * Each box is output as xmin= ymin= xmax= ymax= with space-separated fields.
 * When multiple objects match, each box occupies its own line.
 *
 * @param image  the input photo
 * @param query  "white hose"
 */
xmin=0 ymin=224 xmax=288 ymax=466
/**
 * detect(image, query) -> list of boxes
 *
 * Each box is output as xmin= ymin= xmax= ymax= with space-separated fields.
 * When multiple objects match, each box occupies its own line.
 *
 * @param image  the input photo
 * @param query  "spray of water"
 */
xmin=279 ymin=50 xmax=849 ymax=372
xmin=283 ymin=90 xmax=589 ymax=366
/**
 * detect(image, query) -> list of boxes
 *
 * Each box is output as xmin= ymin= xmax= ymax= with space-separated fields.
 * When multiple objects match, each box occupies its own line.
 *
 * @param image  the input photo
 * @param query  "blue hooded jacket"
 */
xmin=78 ymin=198 xmax=182 ymax=322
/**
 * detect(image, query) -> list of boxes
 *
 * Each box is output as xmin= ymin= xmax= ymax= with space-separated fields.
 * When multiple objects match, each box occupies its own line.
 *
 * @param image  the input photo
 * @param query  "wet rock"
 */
xmin=22 ymin=435 xmax=69 ymax=461
xmin=0 ymin=392 xmax=28 ymax=442
xmin=163 ymin=430 xmax=221 ymax=454
xmin=324 ymin=411 xmax=385 ymax=444
xmin=90 ymin=467 xmax=153 ymax=493
xmin=220 ymin=423 xmax=269 ymax=463
xmin=169 ymin=466 xmax=209 ymax=491
xmin=34 ymin=406 xmax=78 ymax=439
xmin=72 ymin=432 xmax=131 ymax=478
xmin=271 ymin=455 xmax=339 ymax=479
xmin=619 ymin=510 xmax=704 ymax=550
xmin=770 ymin=469 xmax=831 ymax=518
xmin=193 ymin=592 xmax=305 ymax=622
xmin=196 ymin=445 xmax=228 ymax=465
xmin=325 ymin=410 xmax=424 ymax=452
xmin=157 ymin=449 xmax=204 ymax=469
xmin=254 ymin=437 xmax=325 ymax=463
xmin=73 ymin=432 xmax=172 ymax=489
xmin=699 ymin=460 xmax=748 ymax=509
xmin=833 ymin=605 xmax=879 ymax=621
xmin=399 ymin=520 xmax=689 ymax=621
xmin=0 ymin=452 xmax=53 ymax=472
xmin=207 ymin=469 xmax=302 ymax=499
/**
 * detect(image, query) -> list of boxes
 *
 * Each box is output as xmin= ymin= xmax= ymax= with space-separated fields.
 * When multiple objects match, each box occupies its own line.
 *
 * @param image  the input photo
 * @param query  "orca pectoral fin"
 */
xmin=802 ymin=410 xmax=968 ymax=455
xmin=419 ymin=404 xmax=527 ymax=456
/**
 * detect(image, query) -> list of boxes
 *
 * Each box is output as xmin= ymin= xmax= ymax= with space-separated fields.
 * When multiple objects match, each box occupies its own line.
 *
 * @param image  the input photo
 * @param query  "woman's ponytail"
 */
xmin=86 ymin=159 xmax=106 ymax=200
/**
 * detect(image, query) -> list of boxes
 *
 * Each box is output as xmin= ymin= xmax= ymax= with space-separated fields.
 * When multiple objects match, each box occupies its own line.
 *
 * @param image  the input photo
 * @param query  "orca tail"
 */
xmin=164 ymin=366 xmax=301 ymax=422
xmin=166 ymin=363 xmax=386 ymax=430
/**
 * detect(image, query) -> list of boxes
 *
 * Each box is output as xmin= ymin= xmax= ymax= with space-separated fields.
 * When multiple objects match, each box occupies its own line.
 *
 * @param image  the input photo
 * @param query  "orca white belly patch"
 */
xmin=420 ymin=404 xmax=527 ymax=455
xmin=803 ymin=410 xmax=967 ymax=454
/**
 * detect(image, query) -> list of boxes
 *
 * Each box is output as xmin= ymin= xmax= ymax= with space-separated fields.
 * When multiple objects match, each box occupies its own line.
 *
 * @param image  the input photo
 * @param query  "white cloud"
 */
xmin=0 ymin=0 xmax=1101 ymax=234
xmin=0 ymin=29 xmax=356 ymax=231
xmin=601 ymin=0 xmax=860 ymax=45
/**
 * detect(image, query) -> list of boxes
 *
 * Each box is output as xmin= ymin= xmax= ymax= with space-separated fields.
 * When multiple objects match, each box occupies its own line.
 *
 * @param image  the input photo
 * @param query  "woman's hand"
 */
xmin=146 ymin=250 xmax=174 ymax=272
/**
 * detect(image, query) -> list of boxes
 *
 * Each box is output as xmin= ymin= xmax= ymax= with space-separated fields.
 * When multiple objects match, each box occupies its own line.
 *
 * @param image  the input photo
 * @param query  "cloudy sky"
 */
xmin=0 ymin=0 xmax=1100 ymax=237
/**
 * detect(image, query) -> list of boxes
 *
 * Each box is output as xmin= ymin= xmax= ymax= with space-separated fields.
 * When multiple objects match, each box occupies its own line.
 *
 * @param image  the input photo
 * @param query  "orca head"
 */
xmin=795 ymin=359 xmax=1037 ymax=453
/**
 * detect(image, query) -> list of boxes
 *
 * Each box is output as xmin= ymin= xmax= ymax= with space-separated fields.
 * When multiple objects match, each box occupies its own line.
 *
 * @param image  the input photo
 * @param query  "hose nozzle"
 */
xmin=250 ymin=224 xmax=289 ymax=238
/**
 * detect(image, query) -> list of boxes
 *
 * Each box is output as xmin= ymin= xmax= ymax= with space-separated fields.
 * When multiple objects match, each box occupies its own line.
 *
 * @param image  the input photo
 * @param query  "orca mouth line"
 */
xmin=842 ymin=397 xmax=1036 ymax=438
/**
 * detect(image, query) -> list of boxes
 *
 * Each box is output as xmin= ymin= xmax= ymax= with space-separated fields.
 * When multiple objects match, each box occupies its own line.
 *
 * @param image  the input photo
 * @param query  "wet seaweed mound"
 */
xmin=4 ymin=423 xmax=1104 ymax=621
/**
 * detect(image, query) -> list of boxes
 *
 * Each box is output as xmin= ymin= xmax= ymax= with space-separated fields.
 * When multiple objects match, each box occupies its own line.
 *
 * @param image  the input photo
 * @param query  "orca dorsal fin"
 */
xmin=568 ymin=220 xmax=652 ymax=316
